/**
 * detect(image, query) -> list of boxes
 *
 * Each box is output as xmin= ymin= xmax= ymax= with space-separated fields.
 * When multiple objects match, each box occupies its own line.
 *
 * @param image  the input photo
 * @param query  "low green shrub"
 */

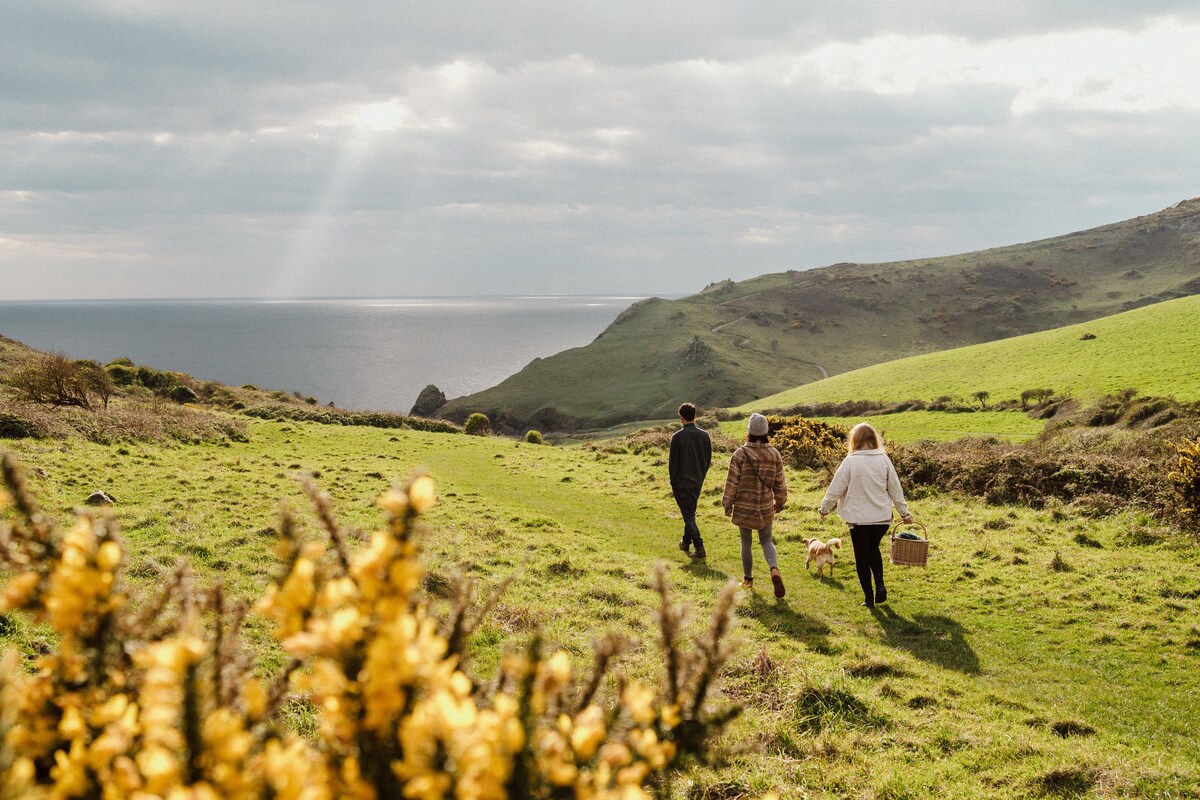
xmin=464 ymin=412 xmax=491 ymax=436
xmin=525 ymin=429 xmax=544 ymax=444
xmin=0 ymin=412 xmax=40 ymax=440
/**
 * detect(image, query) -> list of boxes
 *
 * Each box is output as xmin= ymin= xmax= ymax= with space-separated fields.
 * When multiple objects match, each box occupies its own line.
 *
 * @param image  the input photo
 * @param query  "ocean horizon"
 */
xmin=0 ymin=296 xmax=648 ymax=413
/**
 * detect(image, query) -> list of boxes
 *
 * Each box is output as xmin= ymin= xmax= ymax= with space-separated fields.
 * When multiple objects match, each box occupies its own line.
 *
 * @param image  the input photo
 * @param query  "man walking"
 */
xmin=669 ymin=402 xmax=712 ymax=559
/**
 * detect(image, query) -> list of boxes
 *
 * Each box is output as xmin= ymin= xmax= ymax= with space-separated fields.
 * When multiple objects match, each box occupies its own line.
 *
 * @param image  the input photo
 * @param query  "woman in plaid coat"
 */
xmin=722 ymin=413 xmax=788 ymax=597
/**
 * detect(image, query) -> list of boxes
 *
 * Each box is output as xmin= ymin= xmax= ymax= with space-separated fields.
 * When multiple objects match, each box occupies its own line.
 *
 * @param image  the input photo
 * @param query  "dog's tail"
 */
xmin=829 ymin=537 xmax=841 ymax=549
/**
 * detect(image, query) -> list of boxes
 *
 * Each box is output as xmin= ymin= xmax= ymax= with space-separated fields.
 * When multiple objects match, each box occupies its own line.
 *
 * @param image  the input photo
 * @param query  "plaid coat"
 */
xmin=722 ymin=442 xmax=787 ymax=529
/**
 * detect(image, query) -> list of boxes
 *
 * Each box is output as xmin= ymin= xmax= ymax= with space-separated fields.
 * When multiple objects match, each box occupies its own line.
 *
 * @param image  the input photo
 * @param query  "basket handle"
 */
xmin=889 ymin=520 xmax=929 ymax=541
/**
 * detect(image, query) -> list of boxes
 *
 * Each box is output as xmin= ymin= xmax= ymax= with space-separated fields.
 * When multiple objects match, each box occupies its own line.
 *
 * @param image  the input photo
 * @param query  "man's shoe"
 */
xmin=770 ymin=568 xmax=786 ymax=599
xmin=874 ymin=588 xmax=887 ymax=604
xmin=690 ymin=549 xmax=707 ymax=560
xmin=678 ymin=539 xmax=689 ymax=554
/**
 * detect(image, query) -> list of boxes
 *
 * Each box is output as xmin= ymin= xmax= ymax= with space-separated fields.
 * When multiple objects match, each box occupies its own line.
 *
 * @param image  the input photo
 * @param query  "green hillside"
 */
xmin=740 ymin=294 xmax=1200 ymax=412
xmin=4 ymin=418 xmax=1200 ymax=796
xmin=440 ymin=198 xmax=1200 ymax=431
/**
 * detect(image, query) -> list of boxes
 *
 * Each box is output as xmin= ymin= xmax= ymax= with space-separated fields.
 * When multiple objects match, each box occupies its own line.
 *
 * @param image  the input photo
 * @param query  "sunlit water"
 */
xmin=0 ymin=297 xmax=641 ymax=412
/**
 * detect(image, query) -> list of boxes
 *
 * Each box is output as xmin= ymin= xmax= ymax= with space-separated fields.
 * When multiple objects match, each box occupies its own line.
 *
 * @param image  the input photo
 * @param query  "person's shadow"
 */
xmin=871 ymin=605 xmax=980 ymax=674
xmin=682 ymin=559 xmax=729 ymax=580
xmin=739 ymin=593 xmax=834 ymax=654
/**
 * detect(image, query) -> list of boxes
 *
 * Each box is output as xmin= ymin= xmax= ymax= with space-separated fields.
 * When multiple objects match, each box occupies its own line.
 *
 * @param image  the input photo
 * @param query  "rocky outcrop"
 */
xmin=410 ymin=384 xmax=447 ymax=417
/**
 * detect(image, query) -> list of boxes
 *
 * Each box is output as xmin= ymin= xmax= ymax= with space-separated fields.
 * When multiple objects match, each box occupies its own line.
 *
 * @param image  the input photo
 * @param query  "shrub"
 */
xmin=767 ymin=415 xmax=848 ymax=471
xmin=465 ymin=412 xmax=491 ymax=436
xmin=169 ymin=385 xmax=199 ymax=404
xmin=1168 ymin=437 xmax=1200 ymax=526
xmin=8 ymin=352 xmax=97 ymax=409
xmin=525 ymin=429 xmax=544 ymax=444
xmin=105 ymin=363 xmax=138 ymax=386
xmin=0 ymin=412 xmax=41 ymax=440
xmin=0 ymin=455 xmax=740 ymax=798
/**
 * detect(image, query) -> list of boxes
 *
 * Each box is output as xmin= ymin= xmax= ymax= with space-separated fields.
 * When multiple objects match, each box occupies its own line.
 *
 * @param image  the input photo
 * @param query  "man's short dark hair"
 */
xmin=678 ymin=402 xmax=697 ymax=421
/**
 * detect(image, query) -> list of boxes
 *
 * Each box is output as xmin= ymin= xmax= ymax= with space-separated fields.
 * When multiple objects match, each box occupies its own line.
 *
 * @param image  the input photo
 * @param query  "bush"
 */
xmin=465 ymin=412 xmax=491 ymax=436
xmin=890 ymin=437 xmax=1157 ymax=508
xmin=106 ymin=363 xmax=138 ymax=387
xmin=0 ymin=456 xmax=740 ymax=798
xmin=169 ymin=385 xmax=199 ymax=404
xmin=0 ymin=412 xmax=40 ymax=440
xmin=8 ymin=352 xmax=98 ymax=409
xmin=1168 ymin=437 xmax=1200 ymax=526
xmin=767 ymin=415 xmax=848 ymax=471
xmin=525 ymin=429 xmax=544 ymax=444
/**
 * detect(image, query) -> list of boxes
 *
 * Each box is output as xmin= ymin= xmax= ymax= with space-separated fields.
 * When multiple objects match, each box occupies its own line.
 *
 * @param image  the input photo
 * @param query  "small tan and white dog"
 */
xmin=803 ymin=537 xmax=841 ymax=577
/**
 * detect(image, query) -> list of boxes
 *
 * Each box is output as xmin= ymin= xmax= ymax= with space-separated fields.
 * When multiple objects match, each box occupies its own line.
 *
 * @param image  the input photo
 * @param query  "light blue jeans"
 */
xmin=739 ymin=523 xmax=778 ymax=580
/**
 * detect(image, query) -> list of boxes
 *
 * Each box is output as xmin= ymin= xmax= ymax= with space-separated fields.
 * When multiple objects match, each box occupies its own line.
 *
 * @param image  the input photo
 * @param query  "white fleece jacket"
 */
xmin=819 ymin=448 xmax=911 ymax=525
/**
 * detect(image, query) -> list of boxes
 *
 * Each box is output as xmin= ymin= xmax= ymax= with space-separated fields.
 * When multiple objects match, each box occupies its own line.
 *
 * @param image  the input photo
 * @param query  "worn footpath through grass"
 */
xmin=3 ymin=419 xmax=1199 ymax=797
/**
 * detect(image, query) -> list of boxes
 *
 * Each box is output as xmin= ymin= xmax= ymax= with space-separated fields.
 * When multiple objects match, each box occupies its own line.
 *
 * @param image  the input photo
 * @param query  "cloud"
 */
xmin=2 ymin=2 xmax=1200 ymax=299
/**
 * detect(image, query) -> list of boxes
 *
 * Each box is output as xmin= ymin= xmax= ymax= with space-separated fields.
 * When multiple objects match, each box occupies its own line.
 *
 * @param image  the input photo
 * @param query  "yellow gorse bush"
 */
xmin=0 ymin=452 xmax=740 ymax=799
xmin=1167 ymin=436 xmax=1200 ymax=524
xmin=766 ymin=415 xmax=848 ymax=472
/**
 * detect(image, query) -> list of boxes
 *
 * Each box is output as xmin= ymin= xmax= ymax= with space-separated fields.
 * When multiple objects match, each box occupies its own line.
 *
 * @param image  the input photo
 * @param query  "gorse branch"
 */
xmin=0 ymin=452 xmax=742 ymax=799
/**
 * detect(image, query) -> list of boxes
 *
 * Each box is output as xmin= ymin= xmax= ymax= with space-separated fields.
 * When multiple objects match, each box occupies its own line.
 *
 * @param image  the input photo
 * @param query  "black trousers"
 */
xmin=849 ymin=524 xmax=889 ymax=603
xmin=672 ymin=485 xmax=704 ymax=552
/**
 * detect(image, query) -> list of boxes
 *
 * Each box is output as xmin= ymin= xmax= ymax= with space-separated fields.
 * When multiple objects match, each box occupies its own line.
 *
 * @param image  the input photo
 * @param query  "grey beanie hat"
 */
xmin=748 ymin=413 xmax=769 ymax=437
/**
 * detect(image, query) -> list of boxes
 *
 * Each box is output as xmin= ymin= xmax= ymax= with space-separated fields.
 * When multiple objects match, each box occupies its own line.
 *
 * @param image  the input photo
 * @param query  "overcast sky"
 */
xmin=3 ymin=1 xmax=1199 ymax=300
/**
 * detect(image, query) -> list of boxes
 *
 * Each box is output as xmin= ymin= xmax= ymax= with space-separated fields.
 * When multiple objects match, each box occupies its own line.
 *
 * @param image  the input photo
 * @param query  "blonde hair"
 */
xmin=848 ymin=422 xmax=882 ymax=452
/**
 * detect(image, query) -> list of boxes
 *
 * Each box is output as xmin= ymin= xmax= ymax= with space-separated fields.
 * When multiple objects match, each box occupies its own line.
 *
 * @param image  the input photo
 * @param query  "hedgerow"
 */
xmin=0 ymin=452 xmax=742 ymax=799
xmin=243 ymin=404 xmax=462 ymax=434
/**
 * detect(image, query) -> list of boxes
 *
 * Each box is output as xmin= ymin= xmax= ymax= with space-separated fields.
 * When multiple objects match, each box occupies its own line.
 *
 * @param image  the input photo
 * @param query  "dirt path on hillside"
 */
xmin=709 ymin=313 xmax=829 ymax=380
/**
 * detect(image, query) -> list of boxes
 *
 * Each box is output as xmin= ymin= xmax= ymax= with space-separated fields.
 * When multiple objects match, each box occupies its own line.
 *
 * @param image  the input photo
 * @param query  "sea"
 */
xmin=0 ymin=297 xmax=643 ymax=413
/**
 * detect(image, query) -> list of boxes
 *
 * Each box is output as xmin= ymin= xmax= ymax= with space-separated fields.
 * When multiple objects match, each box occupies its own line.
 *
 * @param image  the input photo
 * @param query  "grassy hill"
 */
xmin=3 ymin=419 xmax=1199 ymax=796
xmin=740 ymin=293 xmax=1200 ymax=413
xmin=440 ymin=198 xmax=1200 ymax=431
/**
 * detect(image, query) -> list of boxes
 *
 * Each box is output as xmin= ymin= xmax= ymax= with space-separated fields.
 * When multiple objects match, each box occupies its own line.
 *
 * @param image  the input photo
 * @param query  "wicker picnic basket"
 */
xmin=889 ymin=521 xmax=930 ymax=567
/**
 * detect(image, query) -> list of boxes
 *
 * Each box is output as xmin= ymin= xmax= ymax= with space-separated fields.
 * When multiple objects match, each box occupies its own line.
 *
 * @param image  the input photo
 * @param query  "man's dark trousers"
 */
xmin=673 ymin=485 xmax=704 ymax=554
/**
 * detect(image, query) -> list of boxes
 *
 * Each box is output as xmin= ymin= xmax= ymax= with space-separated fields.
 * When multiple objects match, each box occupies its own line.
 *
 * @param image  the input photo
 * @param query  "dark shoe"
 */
xmin=875 ymin=588 xmax=887 ymax=604
xmin=690 ymin=550 xmax=707 ymax=560
xmin=678 ymin=539 xmax=689 ymax=554
xmin=770 ymin=568 xmax=785 ymax=599
xmin=861 ymin=602 xmax=875 ymax=608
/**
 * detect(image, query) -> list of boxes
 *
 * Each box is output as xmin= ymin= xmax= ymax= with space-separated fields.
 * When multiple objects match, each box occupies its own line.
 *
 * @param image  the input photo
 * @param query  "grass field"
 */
xmin=741 ymin=295 xmax=1200 ymax=414
xmin=4 ymin=419 xmax=1199 ymax=797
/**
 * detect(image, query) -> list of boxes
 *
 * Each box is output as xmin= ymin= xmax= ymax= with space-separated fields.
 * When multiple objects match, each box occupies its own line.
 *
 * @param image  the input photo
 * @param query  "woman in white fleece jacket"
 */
xmin=819 ymin=423 xmax=914 ymax=608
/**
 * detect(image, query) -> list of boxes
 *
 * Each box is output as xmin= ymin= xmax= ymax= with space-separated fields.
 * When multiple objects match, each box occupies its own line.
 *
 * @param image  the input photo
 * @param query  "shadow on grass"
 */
xmin=872 ymin=606 xmax=980 ymax=674
xmin=681 ymin=559 xmax=730 ymax=580
xmin=736 ymin=593 xmax=834 ymax=654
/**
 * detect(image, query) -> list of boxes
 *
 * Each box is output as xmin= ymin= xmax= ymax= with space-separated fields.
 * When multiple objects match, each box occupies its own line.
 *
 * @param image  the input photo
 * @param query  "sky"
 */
xmin=2 ymin=1 xmax=1200 ymax=300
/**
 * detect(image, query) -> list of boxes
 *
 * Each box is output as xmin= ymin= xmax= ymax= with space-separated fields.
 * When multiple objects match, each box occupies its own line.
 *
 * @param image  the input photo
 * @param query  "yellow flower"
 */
xmin=621 ymin=683 xmax=656 ymax=726
xmin=376 ymin=487 xmax=409 ymax=516
xmin=409 ymin=476 xmax=437 ymax=514
xmin=0 ymin=571 xmax=40 ymax=612
xmin=570 ymin=705 xmax=607 ymax=760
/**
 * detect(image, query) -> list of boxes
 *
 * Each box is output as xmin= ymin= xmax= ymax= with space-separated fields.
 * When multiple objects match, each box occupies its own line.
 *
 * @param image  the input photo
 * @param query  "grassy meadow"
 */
xmin=4 ymin=418 xmax=1199 ymax=797
xmin=742 ymin=295 xmax=1200 ymax=414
